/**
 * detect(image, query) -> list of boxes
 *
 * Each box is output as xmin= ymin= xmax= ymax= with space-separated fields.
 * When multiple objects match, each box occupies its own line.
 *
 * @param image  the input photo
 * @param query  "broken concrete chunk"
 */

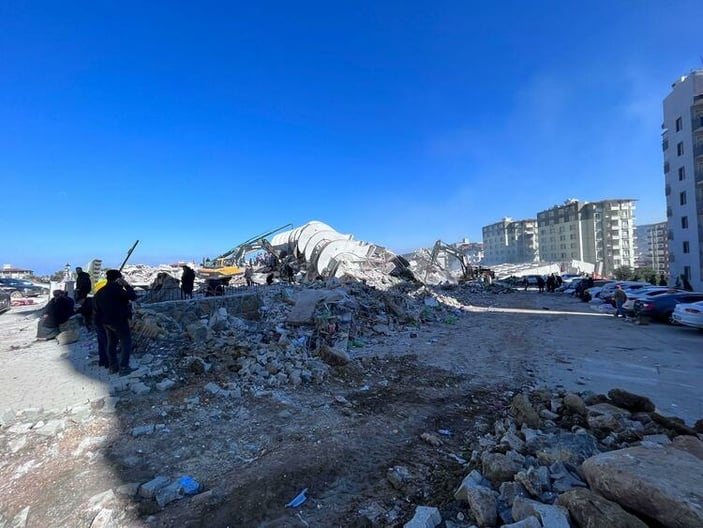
xmin=481 ymin=452 xmax=522 ymax=486
xmin=138 ymin=476 xmax=170 ymax=499
xmin=512 ymin=496 xmax=570 ymax=528
xmin=465 ymin=486 xmax=499 ymax=527
xmin=403 ymin=505 xmax=441 ymax=528
xmin=562 ymin=393 xmax=588 ymax=415
xmin=387 ymin=466 xmax=411 ymax=490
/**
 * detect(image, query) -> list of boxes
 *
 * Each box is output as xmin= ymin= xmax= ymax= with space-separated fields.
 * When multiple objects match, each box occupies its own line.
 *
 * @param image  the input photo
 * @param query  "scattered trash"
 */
xmin=285 ymin=487 xmax=309 ymax=508
xmin=178 ymin=475 xmax=202 ymax=495
xmin=438 ymin=429 xmax=452 ymax=436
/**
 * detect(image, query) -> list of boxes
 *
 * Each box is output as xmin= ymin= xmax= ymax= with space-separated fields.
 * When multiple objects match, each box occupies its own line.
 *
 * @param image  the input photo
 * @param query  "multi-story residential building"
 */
xmin=455 ymin=239 xmax=484 ymax=265
xmin=481 ymin=217 xmax=538 ymax=265
xmin=635 ymin=222 xmax=669 ymax=279
xmin=662 ymin=70 xmax=703 ymax=290
xmin=537 ymin=199 xmax=636 ymax=276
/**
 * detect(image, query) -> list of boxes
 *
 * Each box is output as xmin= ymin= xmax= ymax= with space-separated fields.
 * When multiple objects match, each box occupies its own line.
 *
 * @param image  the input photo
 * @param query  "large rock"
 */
xmin=556 ymin=488 xmax=648 ymax=528
xmin=607 ymin=388 xmax=655 ymax=413
xmin=403 ymin=506 xmax=441 ymax=528
xmin=527 ymin=431 xmax=600 ymax=465
xmin=563 ymin=393 xmax=588 ymax=416
xmin=671 ymin=436 xmax=703 ymax=461
xmin=481 ymin=452 xmax=522 ymax=486
xmin=510 ymin=394 xmax=540 ymax=428
xmin=582 ymin=445 xmax=703 ymax=528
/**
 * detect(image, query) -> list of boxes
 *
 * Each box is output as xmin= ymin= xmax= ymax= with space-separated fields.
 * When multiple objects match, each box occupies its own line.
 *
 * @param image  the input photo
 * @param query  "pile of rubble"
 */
xmin=401 ymin=387 xmax=703 ymax=528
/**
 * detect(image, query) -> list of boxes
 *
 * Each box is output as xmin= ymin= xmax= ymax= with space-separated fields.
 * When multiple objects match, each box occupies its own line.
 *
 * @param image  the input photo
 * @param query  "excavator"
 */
xmin=200 ymin=224 xmax=292 ymax=276
xmin=428 ymin=240 xmax=483 ymax=283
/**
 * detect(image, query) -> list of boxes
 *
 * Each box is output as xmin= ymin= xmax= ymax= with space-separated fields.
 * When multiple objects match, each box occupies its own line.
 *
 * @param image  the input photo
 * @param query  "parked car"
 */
xmin=0 ymin=278 xmax=46 ymax=298
xmin=633 ymin=292 xmax=703 ymax=323
xmin=622 ymin=287 xmax=685 ymax=314
xmin=672 ymin=301 xmax=703 ymax=329
xmin=0 ymin=290 xmax=10 ymax=314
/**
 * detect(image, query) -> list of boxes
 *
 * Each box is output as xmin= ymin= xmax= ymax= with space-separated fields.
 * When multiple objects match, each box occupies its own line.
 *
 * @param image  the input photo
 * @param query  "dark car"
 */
xmin=633 ymin=292 xmax=703 ymax=323
xmin=0 ymin=278 xmax=46 ymax=298
xmin=0 ymin=290 xmax=10 ymax=314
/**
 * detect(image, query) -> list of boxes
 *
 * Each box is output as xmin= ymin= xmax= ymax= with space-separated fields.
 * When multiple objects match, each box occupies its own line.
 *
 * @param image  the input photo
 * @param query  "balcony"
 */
xmin=694 ymin=116 xmax=703 ymax=132
xmin=695 ymin=144 xmax=703 ymax=158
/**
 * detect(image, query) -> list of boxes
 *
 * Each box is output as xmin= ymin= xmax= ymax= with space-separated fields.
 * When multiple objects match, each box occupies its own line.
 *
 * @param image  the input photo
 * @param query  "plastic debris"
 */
xmin=178 ymin=475 xmax=202 ymax=495
xmin=285 ymin=487 xmax=309 ymax=508
xmin=438 ymin=429 xmax=452 ymax=436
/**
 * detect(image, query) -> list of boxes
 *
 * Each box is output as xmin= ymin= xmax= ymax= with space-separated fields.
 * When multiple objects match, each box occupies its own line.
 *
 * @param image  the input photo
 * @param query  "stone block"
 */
xmin=582 ymin=445 xmax=703 ymax=527
xmin=512 ymin=497 xmax=570 ymax=528
xmin=139 ymin=476 xmax=170 ymax=498
xmin=556 ymin=488 xmax=647 ymax=528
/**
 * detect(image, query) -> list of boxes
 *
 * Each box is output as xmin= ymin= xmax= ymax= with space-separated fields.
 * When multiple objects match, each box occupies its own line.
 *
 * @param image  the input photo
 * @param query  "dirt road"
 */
xmin=0 ymin=289 xmax=701 ymax=527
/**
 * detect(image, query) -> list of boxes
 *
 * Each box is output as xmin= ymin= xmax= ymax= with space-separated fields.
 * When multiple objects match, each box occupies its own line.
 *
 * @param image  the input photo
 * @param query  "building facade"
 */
xmin=537 ymin=199 xmax=636 ymax=276
xmin=481 ymin=217 xmax=538 ymax=265
xmin=635 ymin=222 xmax=669 ymax=279
xmin=662 ymin=70 xmax=703 ymax=290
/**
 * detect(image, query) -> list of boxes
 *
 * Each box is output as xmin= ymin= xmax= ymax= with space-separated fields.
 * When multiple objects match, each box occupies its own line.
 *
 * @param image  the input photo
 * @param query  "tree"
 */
xmin=634 ymin=267 xmax=657 ymax=285
xmin=612 ymin=266 xmax=633 ymax=281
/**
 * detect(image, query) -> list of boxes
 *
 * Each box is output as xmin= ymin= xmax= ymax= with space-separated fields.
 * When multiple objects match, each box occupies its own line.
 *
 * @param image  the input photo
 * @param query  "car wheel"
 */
xmin=10 ymin=291 xmax=21 ymax=299
xmin=666 ymin=311 xmax=676 ymax=325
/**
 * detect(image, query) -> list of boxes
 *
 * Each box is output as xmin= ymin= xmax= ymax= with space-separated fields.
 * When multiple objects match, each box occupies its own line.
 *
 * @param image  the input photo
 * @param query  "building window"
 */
xmin=680 ymin=191 xmax=687 ymax=206
xmin=683 ymin=241 xmax=690 ymax=254
xmin=676 ymin=117 xmax=683 ymax=131
xmin=684 ymin=266 xmax=691 ymax=280
xmin=662 ymin=139 xmax=669 ymax=151
xmin=664 ymin=162 xmax=670 ymax=173
xmin=678 ymin=167 xmax=685 ymax=181
xmin=682 ymin=216 xmax=689 ymax=229
xmin=677 ymin=142 xmax=684 ymax=156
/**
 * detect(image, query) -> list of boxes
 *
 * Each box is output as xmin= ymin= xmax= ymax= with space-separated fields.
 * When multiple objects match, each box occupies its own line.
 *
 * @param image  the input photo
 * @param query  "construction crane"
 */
xmin=201 ymin=224 xmax=293 ymax=276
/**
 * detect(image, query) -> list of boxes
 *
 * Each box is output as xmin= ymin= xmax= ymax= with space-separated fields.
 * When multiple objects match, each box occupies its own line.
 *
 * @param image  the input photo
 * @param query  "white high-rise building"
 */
xmin=537 ymin=199 xmax=636 ymax=276
xmin=635 ymin=222 xmax=669 ymax=280
xmin=662 ymin=70 xmax=703 ymax=290
xmin=481 ymin=218 xmax=538 ymax=265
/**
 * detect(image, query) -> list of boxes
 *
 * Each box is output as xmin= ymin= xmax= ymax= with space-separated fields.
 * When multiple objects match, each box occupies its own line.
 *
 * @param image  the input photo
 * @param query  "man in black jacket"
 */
xmin=94 ymin=269 xmax=137 ymax=375
xmin=181 ymin=265 xmax=195 ymax=299
xmin=74 ymin=267 xmax=92 ymax=301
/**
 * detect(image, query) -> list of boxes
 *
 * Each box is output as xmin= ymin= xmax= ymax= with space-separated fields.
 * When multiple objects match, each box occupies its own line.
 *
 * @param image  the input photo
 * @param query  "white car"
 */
xmin=622 ymin=287 xmax=685 ymax=313
xmin=672 ymin=301 xmax=703 ymax=329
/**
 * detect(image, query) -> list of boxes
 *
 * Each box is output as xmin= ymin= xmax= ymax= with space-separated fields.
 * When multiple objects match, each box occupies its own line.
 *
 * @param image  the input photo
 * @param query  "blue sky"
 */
xmin=2 ymin=1 xmax=702 ymax=274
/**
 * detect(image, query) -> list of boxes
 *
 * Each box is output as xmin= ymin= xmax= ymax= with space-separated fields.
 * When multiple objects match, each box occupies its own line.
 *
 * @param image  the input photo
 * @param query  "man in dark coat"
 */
xmin=36 ymin=290 xmax=75 ymax=340
xmin=75 ymin=267 xmax=92 ymax=301
xmin=181 ymin=265 xmax=195 ymax=299
xmin=94 ymin=270 xmax=137 ymax=375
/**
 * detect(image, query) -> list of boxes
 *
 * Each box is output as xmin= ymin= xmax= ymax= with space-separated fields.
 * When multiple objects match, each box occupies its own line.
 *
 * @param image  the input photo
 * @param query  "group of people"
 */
xmin=37 ymin=267 xmax=138 ymax=376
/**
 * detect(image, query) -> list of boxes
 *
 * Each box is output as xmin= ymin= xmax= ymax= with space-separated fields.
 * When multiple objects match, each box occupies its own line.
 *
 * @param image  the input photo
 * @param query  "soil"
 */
xmin=1 ymin=288 xmax=701 ymax=527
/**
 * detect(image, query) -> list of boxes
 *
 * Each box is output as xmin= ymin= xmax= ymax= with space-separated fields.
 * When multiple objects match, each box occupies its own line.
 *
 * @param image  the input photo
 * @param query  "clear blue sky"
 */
xmin=2 ymin=1 xmax=702 ymax=274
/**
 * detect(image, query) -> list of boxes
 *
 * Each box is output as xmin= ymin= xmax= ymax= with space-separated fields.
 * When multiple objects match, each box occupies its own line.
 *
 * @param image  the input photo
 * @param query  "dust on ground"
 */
xmin=1 ymin=287 xmax=701 ymax=527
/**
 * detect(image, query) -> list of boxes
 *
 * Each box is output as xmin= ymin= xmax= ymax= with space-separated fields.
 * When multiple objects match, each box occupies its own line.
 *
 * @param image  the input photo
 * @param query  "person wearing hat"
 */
xmin=93 ymin=269 xmax=138 ymax=375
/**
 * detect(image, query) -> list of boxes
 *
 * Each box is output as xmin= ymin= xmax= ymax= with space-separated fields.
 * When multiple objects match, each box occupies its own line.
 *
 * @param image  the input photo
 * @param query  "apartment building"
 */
xmin=662 ymin=70 xmax=703 ymax=290
xmin=634 ymin=222 xmax=669 ymax=279
xmin=455 ymin=239 xmax=484 ymax=265
xmin=537 ymin=199 xmax=636 ymax=276
xmin=481 ymin=217 xmax=538 ymax=265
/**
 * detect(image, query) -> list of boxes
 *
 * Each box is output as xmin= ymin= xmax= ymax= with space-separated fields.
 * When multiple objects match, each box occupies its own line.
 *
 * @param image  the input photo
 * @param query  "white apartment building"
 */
xmin=662 ymin=70 xmax=703 ymax=290
xmin=537 ymin=199 xmax=636 ymax=276
xmin=634 ymin=222 xmax=669 ymax=279
xmin=481 ymin=218 xmax=538 ymax=265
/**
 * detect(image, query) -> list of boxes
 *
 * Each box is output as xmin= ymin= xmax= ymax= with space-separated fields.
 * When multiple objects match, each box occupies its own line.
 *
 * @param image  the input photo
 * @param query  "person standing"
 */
xmin=181 ymin=265 xmax=195 ymax=299
xmin=94 ymin=269 xmax=137 ymax=375
xmin=613 ymin=285 xmax=627 ymax=318
xmin=75 ymin=267 xmax=92 ymax=301
xmin=244 ymin=264 xmax=254 ymax=286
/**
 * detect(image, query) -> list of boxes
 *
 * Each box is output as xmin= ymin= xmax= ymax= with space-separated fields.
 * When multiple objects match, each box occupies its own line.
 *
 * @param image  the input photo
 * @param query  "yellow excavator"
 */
xmin=428 ymin=240 xmax=480 ymax=283
xmin=200 ymin=224 xmax=292 ymax=277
